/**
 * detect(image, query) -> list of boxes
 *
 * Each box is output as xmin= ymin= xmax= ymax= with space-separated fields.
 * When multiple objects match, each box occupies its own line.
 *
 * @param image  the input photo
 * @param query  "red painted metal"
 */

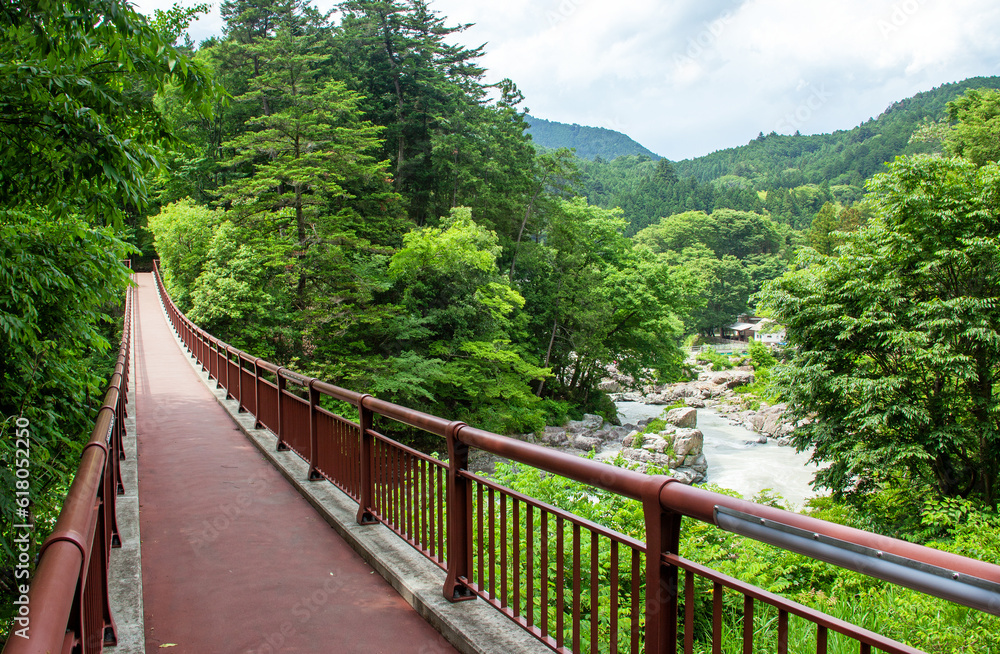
xmin=4 ymin=276 xmax=133 ymax=654
xmin=145 ymin=261 xmax=1000 ymax=654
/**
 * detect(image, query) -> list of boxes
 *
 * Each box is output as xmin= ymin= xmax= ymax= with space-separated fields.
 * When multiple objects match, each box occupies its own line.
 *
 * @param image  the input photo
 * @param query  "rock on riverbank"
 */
xmin=618 ymin=408 xmax=708 ymax=484
xmin=609 ymin=366 xmax=798 ymax=445
xmin=469 ymin=409 xmax=708 ymax=485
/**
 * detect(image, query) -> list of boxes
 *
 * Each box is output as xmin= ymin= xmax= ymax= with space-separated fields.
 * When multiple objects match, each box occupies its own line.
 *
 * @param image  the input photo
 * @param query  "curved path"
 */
xmin=133 ymin=273 xmax=457 ymax=653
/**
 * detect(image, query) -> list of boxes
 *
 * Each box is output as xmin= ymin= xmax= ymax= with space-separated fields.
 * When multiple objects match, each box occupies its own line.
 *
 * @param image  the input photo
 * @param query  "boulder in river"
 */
xmin=665 ymin=407 xmax=697 ymax=429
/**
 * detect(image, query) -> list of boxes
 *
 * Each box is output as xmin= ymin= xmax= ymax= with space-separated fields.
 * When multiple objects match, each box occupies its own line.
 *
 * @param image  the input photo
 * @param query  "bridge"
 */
xmin=6 ymin=268 xmax=1000 ymax=654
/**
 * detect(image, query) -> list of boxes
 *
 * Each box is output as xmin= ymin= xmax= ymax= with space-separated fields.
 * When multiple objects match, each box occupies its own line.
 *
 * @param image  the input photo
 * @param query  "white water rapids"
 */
xmin=615 ymin=401 xmax=821 ymax=510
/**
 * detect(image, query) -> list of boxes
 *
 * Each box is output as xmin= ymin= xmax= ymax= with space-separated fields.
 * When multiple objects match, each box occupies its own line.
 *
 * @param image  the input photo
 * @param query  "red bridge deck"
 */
xmin=133 ymin=273 xmax=457 ymax=653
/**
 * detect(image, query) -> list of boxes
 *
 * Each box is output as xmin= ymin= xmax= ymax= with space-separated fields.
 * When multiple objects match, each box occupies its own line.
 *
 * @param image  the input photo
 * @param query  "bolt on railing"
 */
xmin=152 ymin=262 xmax=1000 ymax=654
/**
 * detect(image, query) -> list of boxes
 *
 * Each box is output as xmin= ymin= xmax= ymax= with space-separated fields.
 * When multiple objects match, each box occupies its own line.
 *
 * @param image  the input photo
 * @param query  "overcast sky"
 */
xmin=132 ymin=0 xmax=1000 ymax=160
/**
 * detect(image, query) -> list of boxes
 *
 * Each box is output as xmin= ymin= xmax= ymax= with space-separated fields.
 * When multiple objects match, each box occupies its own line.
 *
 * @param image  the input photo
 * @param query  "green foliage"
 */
xmin=674 ymin=77 xmax=1000 ymax=189
xmin=147 ymin=199 xmax=223 ymax=308
xmin=518 ymin=197 xmax=687 ymax=410
xmin=187 ymin=221 xmax=296 ymax=359
xmin=0 ymin=211 xmax=134 ymax=633
xmin=760 ymin=155 xmax=1000 ymax=507
xmin=0 ymin=0 xmax=219 ymax=225
xmin=641 ymin=419 xmax=667 ymax=435
xmin=0 ymin=0 xmax=219 ymax=638
xmin=696 ymin=348 xmax=735 ymax=371
xmin=635 ymin=209 xmax=790 ymax=335
xmin=747 ymin=340 xmax=776 ymax=370
xmin=945 ymin=88 xmax=1000 ymax=167
xmin=381 ymin=208 xmax=549 ymax=433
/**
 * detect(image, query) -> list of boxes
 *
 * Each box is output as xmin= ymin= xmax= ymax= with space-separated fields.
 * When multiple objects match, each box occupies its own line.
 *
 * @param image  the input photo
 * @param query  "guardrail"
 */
xmin=151 ymin=260 xmax=1000 ymax=654
xmin=4 ymin=272 xmax=133 ymax=654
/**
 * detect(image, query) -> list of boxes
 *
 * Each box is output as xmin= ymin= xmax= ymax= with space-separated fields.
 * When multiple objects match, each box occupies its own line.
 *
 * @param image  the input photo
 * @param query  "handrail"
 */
xmin=4 ymin=275 xmax=133 ymax=654
xmin=150 ymin=260 xmax=1000 ymax=653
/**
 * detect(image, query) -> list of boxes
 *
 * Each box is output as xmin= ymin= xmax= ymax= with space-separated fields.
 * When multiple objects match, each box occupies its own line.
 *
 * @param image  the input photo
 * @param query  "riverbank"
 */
xmin=617 ymin=401 xmax=818 ymax=508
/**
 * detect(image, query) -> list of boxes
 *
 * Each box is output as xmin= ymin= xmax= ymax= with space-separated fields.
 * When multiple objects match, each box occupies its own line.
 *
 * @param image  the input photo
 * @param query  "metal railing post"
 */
xmin=253 ymin=358 xmax=263 ymax=429
xmin=307 ymin=381 xmax=322 ymax=481
xmin=355 ymin=395 xmax=377 ymax=525
xmin=275 ymin=368 xmax=289 ymax=451
xmin=223 ymin=346 xmax=232 ymax=399
xmin=443 ymin=421 xmax=475 ymax=602
xmin=644 ymin=479 xmax=682 ymax=654
xmin=199 ymin=331 xmax=207 ymax=372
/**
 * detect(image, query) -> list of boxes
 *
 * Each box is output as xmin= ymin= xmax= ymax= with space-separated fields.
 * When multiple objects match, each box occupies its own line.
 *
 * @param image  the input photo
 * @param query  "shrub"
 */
xmin=696 ymin=347 xmax=734 ymax=370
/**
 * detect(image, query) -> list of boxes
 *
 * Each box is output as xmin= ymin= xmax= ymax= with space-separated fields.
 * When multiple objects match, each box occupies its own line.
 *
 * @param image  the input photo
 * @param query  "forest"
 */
xmin=3 ymin=0 xmax=1000 ymax=649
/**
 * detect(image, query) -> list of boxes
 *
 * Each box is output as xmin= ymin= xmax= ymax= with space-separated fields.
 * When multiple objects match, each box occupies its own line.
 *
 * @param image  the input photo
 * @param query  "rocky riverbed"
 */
xmin=469 ymin=363 xmax=812 ymax=499
xmin=607 ymin=365 xmax=799 ymax=445
xmin=470 ymin=407 xmax=709 ymax=485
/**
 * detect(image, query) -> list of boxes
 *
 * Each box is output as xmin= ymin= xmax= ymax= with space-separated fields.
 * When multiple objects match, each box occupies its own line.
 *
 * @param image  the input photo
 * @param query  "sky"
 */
xmin=131 ymin=0 xmax=1000 ymax=161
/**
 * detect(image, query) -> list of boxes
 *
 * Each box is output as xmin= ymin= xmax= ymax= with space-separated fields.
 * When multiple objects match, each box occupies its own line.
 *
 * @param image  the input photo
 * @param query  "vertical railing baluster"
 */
xmin=437 ymin=463 xmax=445 ymax=563
xmin=501 ymin=493 xmax=508 ymax=608
xmin=742 ymin=595 xmax=754 ymax=654
xmin=778 ymin=609 xmax=789 ymax=654
xmin=631 ymin=548 xmax=641 ymax=654
xmin=513 ymin=498 xmax=521 ymax=618
xmin=713 ymin=582 xmax=723 ymax=654
xmin=684 ymin=570 xmax=695 ymax=654
xmin=489 ymin=487 xmax=496 ymax=600
xmin=253 ymin=359 xmax=263 ymax=429
xmin=541 ymin=511 xmax=549 ymax=640
xmin=557 ymin=515 xmax=565 ymax=650
xmin=573 ymin=523 xmax=581 ymax=653
xmin=476 ymin=483 xmax=484 ymax=590
xmin=610 ymin=540 xmax=619 ymax=654
xmin=526 ymin=504 xmax=534 ymax=628
xmin=817 ymin=625 xmax=828 ymax=654
xmin=591 ymin=531 xmax=599 ymax=654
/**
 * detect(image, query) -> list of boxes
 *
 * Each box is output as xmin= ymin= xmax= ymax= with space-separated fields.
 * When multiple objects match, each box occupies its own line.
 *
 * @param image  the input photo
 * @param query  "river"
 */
xmin=615 ymin=401 xmax=821 ymax=509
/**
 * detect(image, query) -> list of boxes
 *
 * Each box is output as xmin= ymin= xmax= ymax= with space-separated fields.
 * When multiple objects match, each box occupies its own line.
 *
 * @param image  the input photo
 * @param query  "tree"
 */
xmin=807 ymin=202 xmax=839 ymax=255
xmin=334 ymin=0 xmax=486 ymax=223
xmin=0 ymin=0 xmax=217 ymax=224
xmin=520 ymin=198 xmax=685 ymax=409
xmin=667 ymin=246 xmax=751 ymax=338
xmin=759 ymin=155 xmax=1000 ymax=507
xmin=218 ymin=24 xmax=400 ymax=313
xmin=379 ymin=208 xmax=549 ymax=433
xmin=945 ymin=88 xmax=1000 ymax=167
xmin=147 ymin=199 xmax=223 ymax=308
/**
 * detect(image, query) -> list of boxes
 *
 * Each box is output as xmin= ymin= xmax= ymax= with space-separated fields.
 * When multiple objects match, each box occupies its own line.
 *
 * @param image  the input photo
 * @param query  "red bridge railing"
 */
xmin=148 ymin=262 xmax=1000 ymax=653
xmin=4 ymin=273 xmax=133 ymax=654
xmin=12 ymin=264 xmax=998 ymax=653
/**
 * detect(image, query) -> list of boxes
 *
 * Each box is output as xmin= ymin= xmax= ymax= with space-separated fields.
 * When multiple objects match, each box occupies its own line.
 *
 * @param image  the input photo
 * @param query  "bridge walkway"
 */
xmin=133 ymin=273 xmax=457 ymax=653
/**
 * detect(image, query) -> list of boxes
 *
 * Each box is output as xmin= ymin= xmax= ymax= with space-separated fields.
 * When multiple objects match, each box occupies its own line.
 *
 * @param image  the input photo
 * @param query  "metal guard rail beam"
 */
xmin=150 ymin=261 xmax=1000 ymax=654
xmin=4 ymin=268 xmax=134 ymax=654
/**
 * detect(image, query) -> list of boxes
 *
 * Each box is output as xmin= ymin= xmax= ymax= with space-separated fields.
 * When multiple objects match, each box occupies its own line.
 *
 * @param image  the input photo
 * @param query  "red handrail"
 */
xmin=4 ymin=277 xmax=133 ymax=654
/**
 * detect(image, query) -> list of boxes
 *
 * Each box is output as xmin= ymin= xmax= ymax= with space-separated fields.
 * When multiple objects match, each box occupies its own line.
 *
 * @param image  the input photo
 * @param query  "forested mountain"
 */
xmin=525 ymin=114 xmax=662 ymax=161
xmin=566 ymin=77 xmax=1000 ymax=239
xmin=674 ymin=76 xmax=1000 ymax=186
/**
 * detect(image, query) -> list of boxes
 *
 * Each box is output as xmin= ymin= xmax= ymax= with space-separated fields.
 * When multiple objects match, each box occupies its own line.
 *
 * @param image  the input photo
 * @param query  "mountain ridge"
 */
xmin=530 ymin=76 xmax=1000 ymax=187
xmin=524 ymin=114 xmax=662 ymax=161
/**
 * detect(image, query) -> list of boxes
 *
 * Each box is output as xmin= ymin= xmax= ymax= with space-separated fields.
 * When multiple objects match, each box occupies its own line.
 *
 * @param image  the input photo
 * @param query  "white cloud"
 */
xmin=131 ymin=0 xmax=1000 ymax=160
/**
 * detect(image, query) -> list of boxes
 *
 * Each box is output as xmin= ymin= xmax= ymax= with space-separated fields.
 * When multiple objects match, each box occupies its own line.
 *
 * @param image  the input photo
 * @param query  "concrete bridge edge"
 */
xmin=107 ymin=320 xmax=145 ymax=653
